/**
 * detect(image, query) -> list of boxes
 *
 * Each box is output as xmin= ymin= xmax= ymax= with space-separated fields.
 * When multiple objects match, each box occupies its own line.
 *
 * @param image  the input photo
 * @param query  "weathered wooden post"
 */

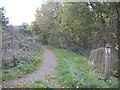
xmin=0 ymin=15 xmax=2 ymax=89
xmin=104 ymin=43 xmax=111 ymax=81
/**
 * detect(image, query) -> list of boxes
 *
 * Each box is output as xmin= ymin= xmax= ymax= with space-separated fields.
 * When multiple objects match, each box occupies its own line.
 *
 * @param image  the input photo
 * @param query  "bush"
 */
xmin=2 ymin=48 xmax=43 ymax=81
xmin=67 ymin=44 xmax=90 ymax=56
xmin=2 ymin=51 xmax=36 ymax=69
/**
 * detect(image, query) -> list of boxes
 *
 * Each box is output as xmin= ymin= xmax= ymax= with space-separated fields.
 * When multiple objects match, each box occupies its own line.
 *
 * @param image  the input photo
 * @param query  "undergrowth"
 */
xmin=2 ymin=48 xmax=44 ymax=81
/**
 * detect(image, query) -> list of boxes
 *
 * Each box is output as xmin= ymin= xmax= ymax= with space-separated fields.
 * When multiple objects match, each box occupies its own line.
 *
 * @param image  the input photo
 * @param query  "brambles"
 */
xmin=2 ymin=25 xmax=42 ymax=81
xmin=2 ymin=25 xmax=40 ymax=69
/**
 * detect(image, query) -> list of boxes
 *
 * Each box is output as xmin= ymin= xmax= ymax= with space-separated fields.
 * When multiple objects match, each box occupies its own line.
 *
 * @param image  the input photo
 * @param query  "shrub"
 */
xmin=67 ymin=44 xmax=90 ymax=56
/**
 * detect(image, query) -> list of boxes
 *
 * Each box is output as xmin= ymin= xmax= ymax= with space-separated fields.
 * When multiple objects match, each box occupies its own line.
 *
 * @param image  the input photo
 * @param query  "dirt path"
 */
xmin=1 ymin=46 xmax=57 ymax=88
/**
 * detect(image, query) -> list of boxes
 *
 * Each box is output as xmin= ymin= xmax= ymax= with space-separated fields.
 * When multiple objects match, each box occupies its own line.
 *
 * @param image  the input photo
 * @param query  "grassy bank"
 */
xmin=49 ymin=46 xmax=118 ymax=88
xmin=2 ymin=48 xmax=44 ymax=82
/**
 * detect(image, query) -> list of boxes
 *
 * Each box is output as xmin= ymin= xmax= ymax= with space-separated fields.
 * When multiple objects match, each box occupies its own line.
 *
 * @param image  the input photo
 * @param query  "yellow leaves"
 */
xmin=112 ymin=33 xmax=116 ymax=38
xmin=76 ymin=37 xmax=80 ymax=42
xmin=26 ymin=26 xmax=32 ymax=30
xmin=115 ymin=44 xmax=118 ymax=50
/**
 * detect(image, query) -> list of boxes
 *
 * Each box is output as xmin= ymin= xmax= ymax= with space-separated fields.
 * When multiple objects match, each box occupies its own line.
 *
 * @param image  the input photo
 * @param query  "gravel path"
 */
xmin=1 ymin=46 xmax=57 ymax=88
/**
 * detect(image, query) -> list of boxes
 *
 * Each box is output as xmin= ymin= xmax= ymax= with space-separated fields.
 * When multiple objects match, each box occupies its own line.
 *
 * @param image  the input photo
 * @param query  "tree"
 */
xmin=0 ymin=7 xmax=9 ymax=29
xmin=32 ymin=2 xmax=119 ymax=55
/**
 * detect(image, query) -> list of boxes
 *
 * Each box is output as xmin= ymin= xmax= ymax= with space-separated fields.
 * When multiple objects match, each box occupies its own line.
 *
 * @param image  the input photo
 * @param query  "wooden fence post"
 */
xmin=104 ymin=43 xmax=111 ymax=81
xmin=0 ymin=22 xmax=2 ymax=89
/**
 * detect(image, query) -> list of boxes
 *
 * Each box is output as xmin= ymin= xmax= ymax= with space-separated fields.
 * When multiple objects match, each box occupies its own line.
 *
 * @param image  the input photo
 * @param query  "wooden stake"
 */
xmin=104 ymin=43 xmax=111 ymax=81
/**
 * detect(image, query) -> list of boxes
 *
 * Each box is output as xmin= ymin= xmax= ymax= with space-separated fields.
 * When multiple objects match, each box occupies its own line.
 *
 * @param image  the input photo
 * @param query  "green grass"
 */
xmin=49 ymin=46 xmax=118 ymax=88
xmin=2 ymin=48 xmax=44 ymax=81
xmin=15 ymin=80 xmax=52 ymax=88
xmin=15 ymin=84 xmax=50 ymax=88
xmin=34 ymin=80 xmax=42 ymax=83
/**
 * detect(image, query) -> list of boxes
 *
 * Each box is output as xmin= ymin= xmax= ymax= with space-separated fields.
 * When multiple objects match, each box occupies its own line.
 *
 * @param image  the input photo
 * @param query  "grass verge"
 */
xmin=49 ymin=46 xmax=118 ymax=88
xmin=15 ymin=84 xmax=49 ymax=88
xmin=15 ymin=80 xmax=51 ymax=88
xmin=2 ymin=48 xmax=44 ymax=82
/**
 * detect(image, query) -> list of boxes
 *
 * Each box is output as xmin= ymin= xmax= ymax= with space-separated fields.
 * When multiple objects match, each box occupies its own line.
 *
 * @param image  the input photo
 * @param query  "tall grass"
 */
xmin=49 ymin=46 xmax=118 ymax=88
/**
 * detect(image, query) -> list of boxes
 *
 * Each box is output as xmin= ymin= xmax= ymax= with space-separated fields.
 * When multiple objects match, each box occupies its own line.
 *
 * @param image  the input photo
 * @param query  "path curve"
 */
xmin=1 ymin=46 xmax=57 ymax=88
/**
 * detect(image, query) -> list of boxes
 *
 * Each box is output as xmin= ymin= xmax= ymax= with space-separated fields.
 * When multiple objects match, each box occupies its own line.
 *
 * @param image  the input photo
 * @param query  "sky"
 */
xmin=0 ymin=0 xmax=46 ymax=26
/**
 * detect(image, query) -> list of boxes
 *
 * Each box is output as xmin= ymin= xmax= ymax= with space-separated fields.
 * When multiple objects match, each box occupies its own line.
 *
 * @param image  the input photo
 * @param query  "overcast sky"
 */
xmin=0 ymin=0 xmax=45 ymax=26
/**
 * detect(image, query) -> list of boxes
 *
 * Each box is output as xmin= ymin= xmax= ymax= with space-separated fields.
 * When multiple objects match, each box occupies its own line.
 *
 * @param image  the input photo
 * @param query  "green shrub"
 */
xmin=2 ymin=48 xmax=44 ymax=81
xmin=67 ymin=44 xmax=90 ymax=56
